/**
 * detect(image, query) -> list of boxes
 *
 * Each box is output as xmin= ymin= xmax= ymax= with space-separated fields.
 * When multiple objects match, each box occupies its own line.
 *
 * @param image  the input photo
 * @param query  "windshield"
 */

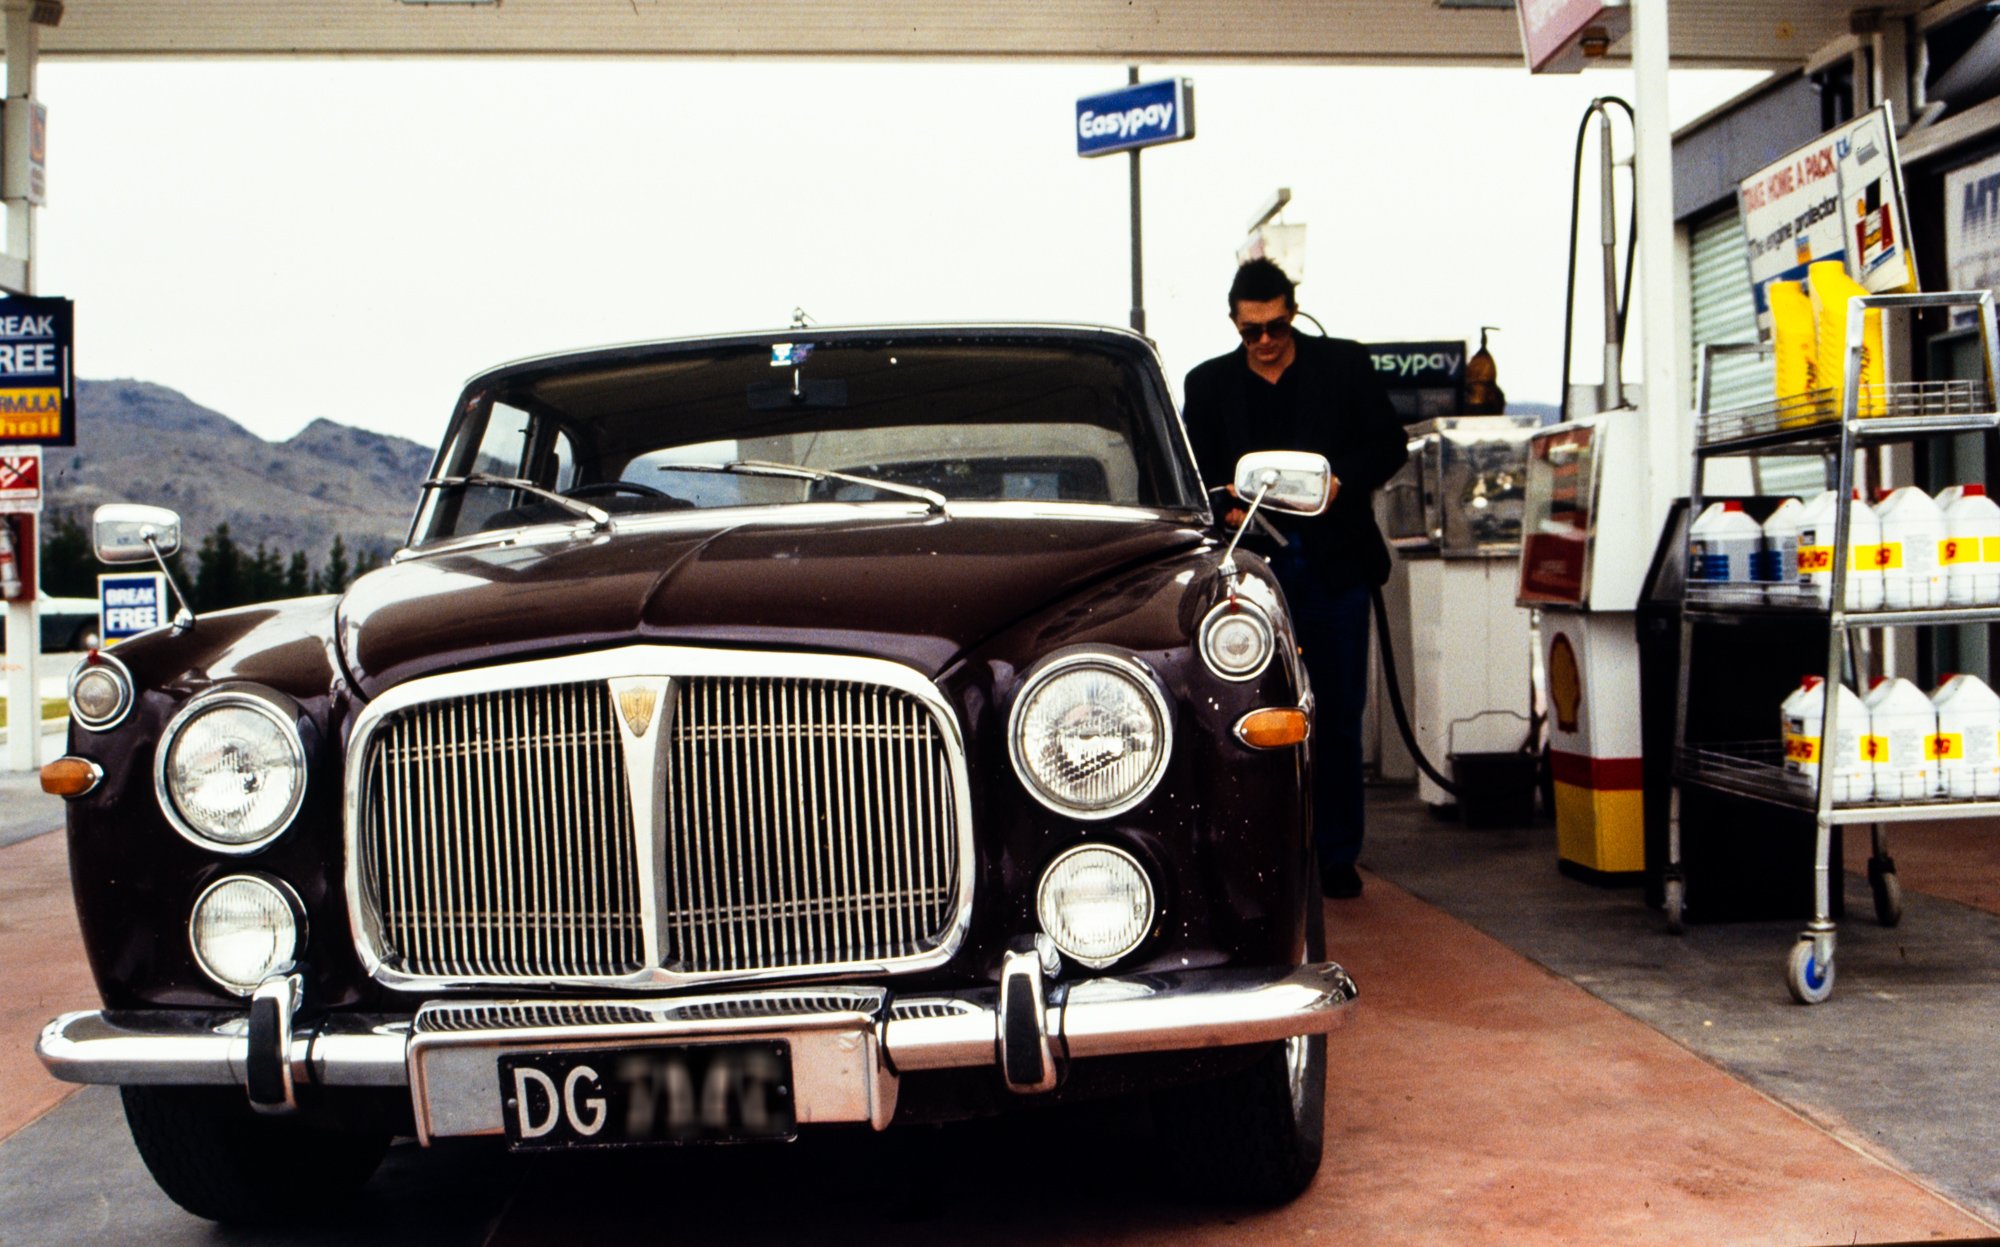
xmin=411 ymin=334 xmax=1203 ymax=546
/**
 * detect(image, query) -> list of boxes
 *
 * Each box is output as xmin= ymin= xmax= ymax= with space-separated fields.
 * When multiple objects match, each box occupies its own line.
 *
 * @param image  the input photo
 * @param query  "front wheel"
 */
xmin=1152 ymin=898 xmax=1327 ymax=1204
xmin=121 ymin=1086 xmax=389 ymax=1223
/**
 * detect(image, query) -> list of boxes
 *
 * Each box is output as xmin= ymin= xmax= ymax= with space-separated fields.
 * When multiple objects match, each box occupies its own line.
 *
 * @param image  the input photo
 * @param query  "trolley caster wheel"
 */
xmin=1664 ymin=877 xmax=1685 ymax=935
xmin=1786 ymin=940 xmax=1835 ymax=1005
xmin=1868 ymin=862 xmax=1903 ymax=929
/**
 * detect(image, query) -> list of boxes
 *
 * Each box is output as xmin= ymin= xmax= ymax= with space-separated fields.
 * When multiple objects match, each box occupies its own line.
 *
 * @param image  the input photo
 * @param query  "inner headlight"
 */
xmin=1199 ymin=599 xmax=1275 ymax=681
xmin=189 ymin=874 xmax=303 ymax=995
xmin=1036 ymin=844 xmax=1154 ymax=968
xmin=156 ymin=690 xmax=307 ymax=853
xmin=1009 ymin=653 xmax=1172 ymax=818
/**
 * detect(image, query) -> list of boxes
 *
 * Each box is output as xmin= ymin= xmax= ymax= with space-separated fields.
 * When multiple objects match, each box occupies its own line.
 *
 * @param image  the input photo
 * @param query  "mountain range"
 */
xmin=44 ymin=380 xmax=436 ymax=564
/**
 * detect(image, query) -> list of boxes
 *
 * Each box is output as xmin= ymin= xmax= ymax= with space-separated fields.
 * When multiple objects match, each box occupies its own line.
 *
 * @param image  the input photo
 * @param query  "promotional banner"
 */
xmin=99 ymin=571 xmax=167 ymax=644
xmin=1737 ymin=103 xmax=1916 ymax=338
xmin=0 ymin=296 xmax=73 ymax=446
xmin=1944 ymin=150 xmax=2000 ymax=329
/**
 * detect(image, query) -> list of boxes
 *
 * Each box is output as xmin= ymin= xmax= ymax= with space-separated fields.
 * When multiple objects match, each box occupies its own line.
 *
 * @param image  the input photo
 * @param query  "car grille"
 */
xmin=356 ymin=668 xmax=964 ymax=985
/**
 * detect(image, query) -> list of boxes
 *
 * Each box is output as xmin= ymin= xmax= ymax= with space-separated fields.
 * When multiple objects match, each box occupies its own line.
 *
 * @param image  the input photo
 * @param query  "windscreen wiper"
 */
xmin=423 ymin=472 xmax=611 ymax=531
xmin=656 ymin=460 xmax=946 ymax=513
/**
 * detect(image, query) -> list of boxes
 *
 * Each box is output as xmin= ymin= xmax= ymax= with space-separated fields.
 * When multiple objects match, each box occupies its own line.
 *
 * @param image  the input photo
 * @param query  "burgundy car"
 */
xmin=37 ymin=325 xmax=1355 ymax=1221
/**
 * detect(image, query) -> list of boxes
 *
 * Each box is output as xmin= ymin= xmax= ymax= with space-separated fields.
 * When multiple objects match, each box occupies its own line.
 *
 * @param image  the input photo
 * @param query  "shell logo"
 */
xmin=1549 ymin=632 xmax=1582 ymax=734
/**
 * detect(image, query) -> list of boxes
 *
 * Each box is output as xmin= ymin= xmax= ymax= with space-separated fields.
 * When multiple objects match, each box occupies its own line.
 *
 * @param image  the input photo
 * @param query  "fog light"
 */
xmin=1036 ymin=844 xmax=1154 ymax=969
xmin=189 ymin=875 xmax=302 ymax=996
xmin=69 ymin=659 xmax=133 ymax=731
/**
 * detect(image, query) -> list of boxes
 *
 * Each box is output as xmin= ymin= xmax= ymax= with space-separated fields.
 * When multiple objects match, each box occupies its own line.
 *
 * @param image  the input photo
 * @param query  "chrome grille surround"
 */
xmin=344 ymin=645 xmax=974 ymax=992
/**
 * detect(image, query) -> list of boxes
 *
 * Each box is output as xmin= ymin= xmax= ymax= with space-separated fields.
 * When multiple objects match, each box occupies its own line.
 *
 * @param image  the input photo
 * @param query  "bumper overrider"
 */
xmin=39 ymin=960 xmax=1357 ymax=1141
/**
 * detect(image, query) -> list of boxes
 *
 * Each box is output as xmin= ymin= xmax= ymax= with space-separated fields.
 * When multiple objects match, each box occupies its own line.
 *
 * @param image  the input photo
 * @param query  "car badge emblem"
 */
xmin=617 ymin=687 xmax=658 ymax=738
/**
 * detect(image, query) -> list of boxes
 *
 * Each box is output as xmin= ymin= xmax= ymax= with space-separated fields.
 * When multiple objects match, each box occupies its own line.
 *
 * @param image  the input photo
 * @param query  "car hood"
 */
xmin=338 ymin=509 xmax=1208 ymax=696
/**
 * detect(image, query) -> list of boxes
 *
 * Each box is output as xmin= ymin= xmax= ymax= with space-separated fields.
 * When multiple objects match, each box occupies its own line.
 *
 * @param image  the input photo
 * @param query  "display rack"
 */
xmin=1668 ymin=289 xmax=2000 ymax=1004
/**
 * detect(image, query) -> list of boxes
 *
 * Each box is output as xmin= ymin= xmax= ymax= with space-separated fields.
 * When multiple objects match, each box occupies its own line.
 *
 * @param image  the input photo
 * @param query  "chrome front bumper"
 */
xmin=39 ymin=961 xmax=1357 ymax=1140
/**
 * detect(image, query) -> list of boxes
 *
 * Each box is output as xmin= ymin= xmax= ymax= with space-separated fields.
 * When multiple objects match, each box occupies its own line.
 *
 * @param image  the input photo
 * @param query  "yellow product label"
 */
xmin=1862 ymin=734 xmax=1888 ymax=762
xmin=1941 ymin=538 xmax=1981 ymax=565
xmin=1872 ymin=542 xmax=1902 ymax=569
xmin=1784 ymin=733 xmax=1821 ymax=764
xmin=1985 ymin=536 xmax=2000 ymax=563
xmin=1797 ymin=546 xmax=1833 ymax=574
xmin=1929 ymin=733 xmax=1963 ymax=761
xmin=1850 ymin=544 xmax=1882 ymax=570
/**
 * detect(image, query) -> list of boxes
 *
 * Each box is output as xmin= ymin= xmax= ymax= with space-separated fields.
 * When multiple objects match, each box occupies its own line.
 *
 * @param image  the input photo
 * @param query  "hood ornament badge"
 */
xmin=617 ymin=686 xmax=659 ymax=738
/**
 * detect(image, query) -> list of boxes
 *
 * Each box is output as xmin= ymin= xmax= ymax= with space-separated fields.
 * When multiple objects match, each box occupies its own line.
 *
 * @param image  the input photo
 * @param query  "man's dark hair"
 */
xmin=1228 ymin=257 xmax=1297 ymax=314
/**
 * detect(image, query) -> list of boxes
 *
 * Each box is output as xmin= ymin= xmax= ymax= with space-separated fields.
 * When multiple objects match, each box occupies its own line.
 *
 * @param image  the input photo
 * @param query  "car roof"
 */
xmin=460 ymin=323 xmax=1160 ymax=393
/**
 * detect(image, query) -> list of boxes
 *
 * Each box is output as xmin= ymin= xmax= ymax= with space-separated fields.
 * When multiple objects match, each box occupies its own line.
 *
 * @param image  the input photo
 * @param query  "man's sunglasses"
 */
xmin=1237 ymin=317 xmax=1293 ymax=343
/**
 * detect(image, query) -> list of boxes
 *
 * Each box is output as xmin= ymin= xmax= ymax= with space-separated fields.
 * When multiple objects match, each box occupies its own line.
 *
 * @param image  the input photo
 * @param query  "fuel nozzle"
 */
xmin=1463 ymin=325 xmax=1506 ymax=415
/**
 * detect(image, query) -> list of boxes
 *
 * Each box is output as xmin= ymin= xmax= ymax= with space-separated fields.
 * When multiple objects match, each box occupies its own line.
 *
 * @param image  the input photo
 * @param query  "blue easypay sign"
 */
xmin=1076 ymin=78 xmax=1195 ymax=158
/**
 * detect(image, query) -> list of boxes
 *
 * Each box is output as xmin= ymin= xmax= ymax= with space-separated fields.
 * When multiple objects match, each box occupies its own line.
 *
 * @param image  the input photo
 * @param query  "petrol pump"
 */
xmin=1520 ymin=410 xmax=1652 ymax=879
xmin=1515 ymin=96 xmax=1653 ymax=881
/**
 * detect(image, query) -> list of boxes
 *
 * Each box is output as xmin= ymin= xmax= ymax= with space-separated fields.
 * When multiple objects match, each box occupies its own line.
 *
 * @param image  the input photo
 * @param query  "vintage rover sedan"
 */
xmin=38 ymin=325 xmax=1356 ymax=1221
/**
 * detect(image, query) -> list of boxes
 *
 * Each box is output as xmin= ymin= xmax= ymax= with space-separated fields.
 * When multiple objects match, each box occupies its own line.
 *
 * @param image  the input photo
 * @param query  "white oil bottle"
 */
xmin=1861 ymin=676 xmax=1938 ymax=800
xmin=1784 ymin=676 xmax=1872 ymax=802
xmin=1931 ymin=674 xmax=2000 ymax=799
xmin=1874 ymin=486 xmax=1948 ymax=609
xmin=1943 ymin=483 xmax=2000 ymax=606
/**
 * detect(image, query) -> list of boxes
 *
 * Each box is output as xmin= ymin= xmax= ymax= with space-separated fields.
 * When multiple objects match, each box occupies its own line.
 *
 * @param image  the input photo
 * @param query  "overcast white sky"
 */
xmin=30 ymin=59 xmax=1766 ymax=447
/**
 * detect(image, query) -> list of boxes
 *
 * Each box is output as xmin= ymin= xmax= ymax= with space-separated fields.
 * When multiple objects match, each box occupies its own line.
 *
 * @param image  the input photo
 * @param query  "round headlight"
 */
xmin=1009 ymin=654 xmax=1172 ymax=818
xmin=155 ymin=691 xmax=307 ymax=853
xmin=69 ymin=657 xmax=134 ymax=731
xmin=1199 ymin=600 xmax=1275 ymax=681
xmin=1036 ymin=844 xmax=1154 ymax=969
xmin=189 ymin=874 xmax=303 ymax=995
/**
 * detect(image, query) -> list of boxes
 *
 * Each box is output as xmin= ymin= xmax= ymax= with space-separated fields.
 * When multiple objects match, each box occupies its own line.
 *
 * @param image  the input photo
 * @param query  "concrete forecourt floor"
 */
xmin=0 ymin=783 xmax=1995 ymax=1245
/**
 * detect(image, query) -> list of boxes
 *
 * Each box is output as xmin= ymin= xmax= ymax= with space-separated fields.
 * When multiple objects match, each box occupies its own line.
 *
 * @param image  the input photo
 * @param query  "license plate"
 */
xmin=498 ymin=1042 xmax=795 ymax=1149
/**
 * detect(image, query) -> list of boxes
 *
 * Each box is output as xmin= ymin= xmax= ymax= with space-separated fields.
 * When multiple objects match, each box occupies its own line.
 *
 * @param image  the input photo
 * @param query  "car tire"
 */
xmin=1152 ymin=891 xmax=1328 ymax=1205
xmin=120 ymin=1086 xmax=389 ymax=1224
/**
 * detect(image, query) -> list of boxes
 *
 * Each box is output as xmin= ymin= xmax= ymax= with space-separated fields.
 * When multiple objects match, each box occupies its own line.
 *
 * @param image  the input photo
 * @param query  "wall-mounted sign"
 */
xmin=0 ymin=296 xmax=71 ymax=446
xmin=1517 ymin=0 xmax=1629 ymax=74
xmin=1737 ymin=103 xmax=1916 ymax=339
xmin=1367 ymin=340 xmax=1465 ymax=421
xmin=0 ymin=446 xmax=41 ymax=511
xmin=99 ymin=571 xmax=167 ymax=644
xmin=1075 ymin=78 xmax=1195 ymax=158
xmin=1944 ymin=150 xmax=2000 ymax=329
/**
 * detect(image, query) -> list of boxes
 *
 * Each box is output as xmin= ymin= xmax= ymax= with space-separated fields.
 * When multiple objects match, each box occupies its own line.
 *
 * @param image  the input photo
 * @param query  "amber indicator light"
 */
xmin=40 ymin=756 xmax=100 ymax=797
xmin=1236 ymin=708 xmax=1308 ymax=748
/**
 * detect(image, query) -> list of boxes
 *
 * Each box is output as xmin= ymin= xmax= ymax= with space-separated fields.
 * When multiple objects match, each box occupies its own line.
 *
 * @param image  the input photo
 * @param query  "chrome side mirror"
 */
xmin=94 ymin=504 xmax=184 ymax=564
xmin=1233 ymin=451 xmax=1333 ymax=517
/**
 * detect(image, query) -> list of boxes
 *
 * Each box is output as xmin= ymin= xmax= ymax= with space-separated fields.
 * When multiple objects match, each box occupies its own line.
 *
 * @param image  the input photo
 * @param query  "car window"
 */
xmin=415 ymin=338 xmax=1199 ymax=545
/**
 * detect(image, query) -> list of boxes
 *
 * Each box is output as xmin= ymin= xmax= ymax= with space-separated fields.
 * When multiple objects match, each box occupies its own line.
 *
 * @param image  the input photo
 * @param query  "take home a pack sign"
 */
xmin=0 ymin=296 xmax=73 ymax=446
xmin=1075 ymin=79 xmax=1195 ymax=158
xmin=1737 ymin=103 xmax=1916 ymax=338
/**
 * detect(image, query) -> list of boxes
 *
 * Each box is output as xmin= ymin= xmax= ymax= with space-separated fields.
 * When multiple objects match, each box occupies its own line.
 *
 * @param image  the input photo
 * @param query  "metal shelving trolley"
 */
xmin=1668 ymin=290 xmax=2000 ymax=1004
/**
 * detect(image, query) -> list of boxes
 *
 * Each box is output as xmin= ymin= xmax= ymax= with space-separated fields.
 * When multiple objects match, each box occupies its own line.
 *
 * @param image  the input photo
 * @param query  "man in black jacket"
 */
xmin=1182 ymin=258 xmax=1408 ymax=898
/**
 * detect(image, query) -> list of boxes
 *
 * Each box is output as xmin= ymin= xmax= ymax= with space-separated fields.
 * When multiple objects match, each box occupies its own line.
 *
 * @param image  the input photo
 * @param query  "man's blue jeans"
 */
xmin=1269 ymin=548 xmax=1372 ymax=868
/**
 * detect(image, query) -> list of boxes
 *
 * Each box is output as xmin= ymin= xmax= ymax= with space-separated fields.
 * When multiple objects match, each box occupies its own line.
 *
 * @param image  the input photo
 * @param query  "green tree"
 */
xmin=245 ymin=541 xmax=284 ymax=603
xmin=37 ymin=510 xmax=96 ymax=598
xmin=319 ymin=535 xmax=351 ymax=596
xmin=284 ymin=550 xmax=311 ymax=598
xmin=194 ymin=523 xmax=244 ymax=611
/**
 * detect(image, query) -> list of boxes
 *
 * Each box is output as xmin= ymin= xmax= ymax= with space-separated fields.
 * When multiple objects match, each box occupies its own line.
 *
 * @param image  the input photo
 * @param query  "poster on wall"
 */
xmin=1737 ymin=103 xmax=1918 ymax=339
xmin=1944 ymin=150 xmax=2000 ymax=329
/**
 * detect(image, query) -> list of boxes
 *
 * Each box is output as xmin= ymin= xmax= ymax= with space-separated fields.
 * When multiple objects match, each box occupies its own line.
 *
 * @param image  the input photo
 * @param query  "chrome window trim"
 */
xmin=153 ymin=688 xmax=309 ymax=856
xmin=342 ymin=643 xmax=978 ymax=994
xmin=1198 ymin=598 xmax=1276 ymax=683
xmin=68 ymin=653 xmax=136 ymax=733
xmin=1006 ymin=649 xmax=1175 ymax=821
xmin=187 ymin=874 xmax=307 ymax=998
